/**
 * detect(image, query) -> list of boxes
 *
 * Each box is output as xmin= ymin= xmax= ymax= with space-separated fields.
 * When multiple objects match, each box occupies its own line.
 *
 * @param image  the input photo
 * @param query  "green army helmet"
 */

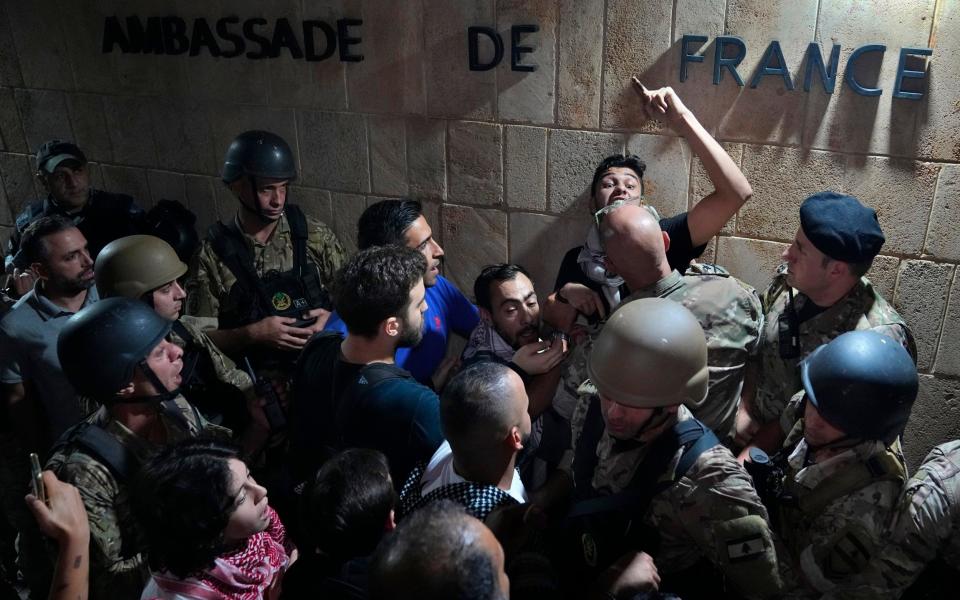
xmin=57 ymin=298 xmax=174 ymax=400
xmin=801 ymin=330 xmax=918 ymax=445
xmin=587 ymin=297 xmax=709 ymax=408
xmin=95 ymin=235 xmax=187 ymax=299
xmin=221 ymin=130 xmax=297 ymax=184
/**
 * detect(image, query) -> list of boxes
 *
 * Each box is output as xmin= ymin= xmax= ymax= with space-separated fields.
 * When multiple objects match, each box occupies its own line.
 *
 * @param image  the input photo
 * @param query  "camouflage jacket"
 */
xmin=184 ymin=210 xmax=345 ymax=326
xmin=825 ymin=440 xmax=960 ymax=599
xmin=563 ymin=404 xmax=783 ymax=598
xmin=45 ymin=396 xmax=231 ymax=600
xmin=620 ymin=268 xmax=763 ymax=440
xmin=774 ymin=400 xmax=907 ymax=597
xmin=174 ymin=315 xmax=253 ymax=394
xmin=751 ymin=265 xmax=915 ymax=425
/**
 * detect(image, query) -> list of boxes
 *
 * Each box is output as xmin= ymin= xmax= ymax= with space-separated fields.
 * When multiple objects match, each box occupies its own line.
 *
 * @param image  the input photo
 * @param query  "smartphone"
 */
xmin=29 ymin=453 xmax=46 ymax=505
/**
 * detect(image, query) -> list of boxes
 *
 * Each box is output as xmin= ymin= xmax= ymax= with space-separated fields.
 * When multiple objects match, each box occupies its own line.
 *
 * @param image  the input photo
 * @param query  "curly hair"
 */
xmin=332 ymin=245 xmax=427 ymax=337
xmin=130 ymin=440 xmax=241 ymax=579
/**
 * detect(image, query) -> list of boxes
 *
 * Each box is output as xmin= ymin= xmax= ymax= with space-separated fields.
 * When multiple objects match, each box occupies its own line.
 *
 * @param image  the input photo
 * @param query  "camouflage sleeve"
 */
xmin=55 ymin=456 xmax=148 ymax=599
xmin=306 ymin=218 xmax=347 ymax=289
xmin=794 ymin=479 xmax=901 ymax=594
xmin=649 ymin=446 xmax=783 ymax=599
xmin=869 ymin=323 xmax=917 ymax=364
xmin=179 ymin=316 xmax=253 ymax=395
xmin=184 ymin=242 xmax=223 ymax=319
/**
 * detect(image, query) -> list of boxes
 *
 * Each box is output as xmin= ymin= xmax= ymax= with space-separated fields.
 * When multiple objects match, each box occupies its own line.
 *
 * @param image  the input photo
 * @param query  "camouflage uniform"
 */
xmin=619 ymin=267 xmax=763 ymax=440
xmin=772 ymin=394 xmax=907 ymax=598
xmin=185 ymin=211 xmax=345 ymax=325
xmin=752 ymin=265 xmax=915 ymax=425
xmin=562 ymin=402 xmax=782 ymax=598
xmin=825 ymin=440 xmax=960 ymax=599
xmin=45 ymin=396 xmax=230 ymax=600
xmin=174 ymin=315 xmax=253 ymax=393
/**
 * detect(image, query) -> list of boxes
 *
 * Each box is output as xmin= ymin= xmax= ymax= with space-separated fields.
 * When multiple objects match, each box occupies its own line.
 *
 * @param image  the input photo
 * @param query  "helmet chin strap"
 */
xmin=635 ymin=406 xmax=673 ymax=441
xmin=106 ymin=359 xmax=181 ymax=405
xmin=238 ymin=174 xmax=280 ymax=225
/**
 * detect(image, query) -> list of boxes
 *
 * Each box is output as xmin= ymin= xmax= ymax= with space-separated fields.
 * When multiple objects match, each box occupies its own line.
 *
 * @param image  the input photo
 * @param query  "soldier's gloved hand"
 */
xmin=513 ymin=339 xmax=567 ymax=376
xmin=25 ymin=471 xmax=89 ymax=548
xmin=597 ymin=551 xmax=660 ymax=598
xmin=558 ymin=283 xmax=606 ymax=320
xmin=249 ymin=315 xmax=314 ymax=350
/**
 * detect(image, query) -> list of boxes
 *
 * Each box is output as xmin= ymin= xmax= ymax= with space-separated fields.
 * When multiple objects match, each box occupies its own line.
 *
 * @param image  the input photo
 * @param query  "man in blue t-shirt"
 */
xmin=324 ymin=199 xmax=479 ymax=386
xmin=289 ymin=246 xmax=444 ymax=488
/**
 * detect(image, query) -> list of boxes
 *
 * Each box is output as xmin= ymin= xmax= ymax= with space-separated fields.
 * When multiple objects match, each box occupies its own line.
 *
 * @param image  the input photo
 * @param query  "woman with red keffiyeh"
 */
xmin=131 ymin=440 xmax=296 ymax=600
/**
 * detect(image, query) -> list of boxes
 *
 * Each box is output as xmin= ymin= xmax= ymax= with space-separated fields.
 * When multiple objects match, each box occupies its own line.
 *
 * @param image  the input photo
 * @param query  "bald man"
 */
xmin=599 ymin=202 xmax=763 ymax=440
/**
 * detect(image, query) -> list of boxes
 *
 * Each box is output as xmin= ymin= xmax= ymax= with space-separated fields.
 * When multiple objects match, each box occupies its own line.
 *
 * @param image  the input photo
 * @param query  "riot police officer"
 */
xmin=95 ymin=234 xmax=258 ymax=433
xmin=184 ymin=130 xmax=346 ymax=372
xmin=561 ymin=297 xmax=782 ymax=598
xmin=754 ymin=330 xmax=918 ymax=596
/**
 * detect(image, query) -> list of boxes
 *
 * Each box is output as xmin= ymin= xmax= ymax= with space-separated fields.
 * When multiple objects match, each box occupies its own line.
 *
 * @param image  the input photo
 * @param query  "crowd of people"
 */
xmin=0 ymin=80 xmax=955 ymax=600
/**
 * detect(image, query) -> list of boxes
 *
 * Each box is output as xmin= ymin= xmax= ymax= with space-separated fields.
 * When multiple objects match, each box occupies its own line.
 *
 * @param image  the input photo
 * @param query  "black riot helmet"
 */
xmin=57 ymin=298 xmax=176 ymax=402
xmin=801 ymin=330 xmax=918 ymax=445
xmin=221 ymin=130 xmax=298 ymax=185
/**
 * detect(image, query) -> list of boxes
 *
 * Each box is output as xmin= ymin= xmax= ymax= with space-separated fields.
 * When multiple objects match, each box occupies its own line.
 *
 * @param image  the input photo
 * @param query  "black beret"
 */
xmin=799 ymin=191 xmax=885 ymax=263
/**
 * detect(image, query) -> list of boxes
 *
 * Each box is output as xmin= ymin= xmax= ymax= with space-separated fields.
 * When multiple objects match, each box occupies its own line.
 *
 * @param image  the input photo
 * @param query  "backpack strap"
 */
xmin=284 ymin=204 xmax=331 ymax=310
xmin=52 ymin=422 xmax=136 ymax=481
xmin=206 ymin=221 xmax=276 ymax=318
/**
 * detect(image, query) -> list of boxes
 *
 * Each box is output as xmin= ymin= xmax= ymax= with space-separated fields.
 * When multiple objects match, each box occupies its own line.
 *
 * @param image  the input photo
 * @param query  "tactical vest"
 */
xmin=207 ymin=204 xmax=331 ymax=330
xmin=171 ymin=320 xmax=248 ymax=430
xmin=561 ymin=398 xmax=720 ymax=579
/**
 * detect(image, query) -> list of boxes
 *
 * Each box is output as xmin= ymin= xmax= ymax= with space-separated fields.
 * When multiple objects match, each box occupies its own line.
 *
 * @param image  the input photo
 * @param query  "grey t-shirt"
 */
xmin=0 ymin=283 xmax=99 ymax=440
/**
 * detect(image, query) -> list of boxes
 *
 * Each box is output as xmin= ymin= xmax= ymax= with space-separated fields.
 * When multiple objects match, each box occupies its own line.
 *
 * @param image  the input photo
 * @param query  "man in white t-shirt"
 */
xmin=399 ymin=361 xmax=531 ymax=520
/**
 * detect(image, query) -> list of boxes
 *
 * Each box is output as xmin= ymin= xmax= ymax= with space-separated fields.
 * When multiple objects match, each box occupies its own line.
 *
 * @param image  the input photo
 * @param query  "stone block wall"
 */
xmin=0 ymin=0 xmax=957 ymax=466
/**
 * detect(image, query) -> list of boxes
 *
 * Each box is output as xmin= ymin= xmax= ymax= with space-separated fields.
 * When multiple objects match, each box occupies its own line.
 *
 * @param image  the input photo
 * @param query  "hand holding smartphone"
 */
xmin=29 ymin=452 xmax=46 ymax=506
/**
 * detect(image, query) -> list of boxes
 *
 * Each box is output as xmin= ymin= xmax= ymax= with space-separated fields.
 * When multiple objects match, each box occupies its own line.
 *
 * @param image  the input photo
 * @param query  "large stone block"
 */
xmin=347 ymin=0 xmax=425 ymax=115
xmin=0 ymin=88 xmax=26 ymax=154
xmin=626 ymin=133 xmax=691 ymax=219
xmin=866 ymin=254 xmax=900 ymax=301
xmin=0 ymin=152 xmax=40 ymax=216
xmin=448 ymin=121 xmax=502 ymax=207
xmin=57 ymin=0 xmax=117 ymax=93
xmin=150 ymin=99 xmax=217 ymax=175
xmin=925 ymin=164 xmax=960 ymax=261
xmin=213 ymin=182 xmax=237 ymax=224
xmin=669 ymin=1 xmax=726 ymax=135
xmin=601 ymin=0 xmax=674 ymax=131
xmin=423 ymin=0 xmax=496 ymax=119
xmin=271 ymin=0 xmax=347 ymax=110
xmin=210 ymin=107 xmax=298 ymax=176
xmin=893 ymin=260 xmax=953 ymax=372
xmin=0 ymin=1 xmax=23 ymax=87
xmin=291 ymin=186 xmax=334 ymax=228
xmin=101 ymin=165 xmax=151 ymax=206
xmin=297 ymin=111 xmax=369 ymax=192
xmin=715 ymin=0 xmax=818 ymax=145
xmin=738 ymin=145 xmax=847 ymax=241
xmin=497 ymin=0 xmax=557 ymax=124
xmin=146 ymin=170 xmax=185 ymax=208
xmin=368 ymin=116 xmax=408 ymax=197
xmin=715 ymin=236 xmax=788 ymax=292
xmin=916 ymin=0 xmax=960 ymax=161
xmin=508 ymin=212 xmax=586 ymax=296
xmin=183 ymin=175 xmax=219 ymax=235
xmin=440 ymin=204 xmax=507 ymax=293
xmin=14 ymin=89 xmax=73 ymax=153
xmin=844 ymin=156 xmax=939 ymax=256
xmin=103 ymin=95 xmax=158 ymax=168
xmin=85 ymin=162 xmax=104 ymax=191
xmin=903 ymin=375 xmax=960 ymax=470
xmin=418 ymin=199 xmax=442 ymax=247
xmin=182 ymin=56 xmax=271 ymax=107
xmin=331 ymin=193 xmax=368 ymax=254
xmin=690 ymin=143 xmax=744 ymax=234
xmin=803 ymin=0 xmax=936 ymax=156
xmin=5 ymin=0 xmax=72 ymax=90
xmin=933 ymin=272 xmax=960 ymax=377
xmin=504 ymin=125 xmax=547 ymax=212
xmin=556 ymin=0 xmax=603 ymax=129
xmin=547 ymin=129 xmax=623 ymax=215
xmin=406 ymin=117 xmax=446 ymax=201
xmin=66 ymin=94 xmax=111 ymax=163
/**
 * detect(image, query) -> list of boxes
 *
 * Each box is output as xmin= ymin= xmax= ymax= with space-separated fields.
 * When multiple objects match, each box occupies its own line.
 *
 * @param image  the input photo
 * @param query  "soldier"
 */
xmin=560 ymin=297 xmax=781 ymax=598
xmin=826 ymin=440 xmax=960 ymax=599
xmin=45 ymin=298 xmax=230 ymax=600
xmin=185 ymin=130 xmax=345 ymax=373
xmin=738 ymin=191 xmax=915 ymax=449
xmin=750 ymin=330 xmax=918 ymax=597
xmin=94 ymin=234 xmax=260 ymax=435
xmin=4 ymin=139 xmax=146 ymax=299
xmin=599 ymin=202 xmax=763 ymax=441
